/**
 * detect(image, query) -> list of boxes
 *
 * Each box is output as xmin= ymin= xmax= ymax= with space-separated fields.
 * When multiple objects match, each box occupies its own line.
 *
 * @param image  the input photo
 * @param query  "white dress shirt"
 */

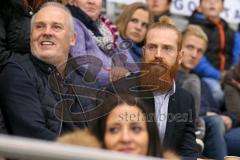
xmin=153 ymin=81 xmax=176 ymax=143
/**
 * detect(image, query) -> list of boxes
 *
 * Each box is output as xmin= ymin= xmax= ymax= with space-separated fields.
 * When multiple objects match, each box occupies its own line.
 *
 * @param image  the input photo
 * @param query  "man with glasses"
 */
xmin=146 ymin=0 xmax=188 ymax=31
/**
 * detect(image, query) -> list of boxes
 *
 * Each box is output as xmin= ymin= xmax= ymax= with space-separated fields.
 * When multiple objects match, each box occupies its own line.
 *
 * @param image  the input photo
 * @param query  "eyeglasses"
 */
xmin=144 ymin=44 xmax=177 ymax=55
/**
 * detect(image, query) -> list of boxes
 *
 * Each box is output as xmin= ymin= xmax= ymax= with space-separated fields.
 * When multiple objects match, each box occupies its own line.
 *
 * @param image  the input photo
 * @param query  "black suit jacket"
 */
xmin=108 ymin=73 xmax=198 ymax=157
xmin=145 ymin=87 xmax=198 ymax=157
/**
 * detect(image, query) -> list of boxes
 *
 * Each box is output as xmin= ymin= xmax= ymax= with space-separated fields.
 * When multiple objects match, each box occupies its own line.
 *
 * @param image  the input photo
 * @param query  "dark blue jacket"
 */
xmin=0 ymin=54 xmax=98 ymax=140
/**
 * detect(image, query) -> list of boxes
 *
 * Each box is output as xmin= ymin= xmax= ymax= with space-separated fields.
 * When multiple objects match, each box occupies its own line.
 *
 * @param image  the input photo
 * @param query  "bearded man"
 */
xmin=108 ymin=16 xmax=199 ymax=158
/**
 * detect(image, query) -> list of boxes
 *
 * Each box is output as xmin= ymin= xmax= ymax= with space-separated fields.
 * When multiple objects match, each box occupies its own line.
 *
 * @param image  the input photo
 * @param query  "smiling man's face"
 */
xmin=30 ymin=5 xmax=76 ymax=66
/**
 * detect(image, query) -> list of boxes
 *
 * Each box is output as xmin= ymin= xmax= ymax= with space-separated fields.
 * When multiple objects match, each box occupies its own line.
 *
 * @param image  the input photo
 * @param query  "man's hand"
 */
xmin=206 ymin=112 xmax=217 ymax=116
xmin=109 ymin=66 xmax=130 ymax=82
xmin=220 ymin=115 xmax=232 ymax=130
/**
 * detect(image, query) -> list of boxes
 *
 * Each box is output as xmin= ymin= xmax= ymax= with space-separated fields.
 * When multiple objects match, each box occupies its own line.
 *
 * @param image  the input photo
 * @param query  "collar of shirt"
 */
xmin=153 ymin=81 xmax=176 ymax=97
xmin=30 ymin=54 xmax=56 ymax=75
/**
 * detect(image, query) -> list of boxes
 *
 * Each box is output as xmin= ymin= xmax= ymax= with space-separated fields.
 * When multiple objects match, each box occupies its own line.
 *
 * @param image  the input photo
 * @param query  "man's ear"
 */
xmin=197 ymin=6 xmax=202 ymax=12
xmin=70 ymin=32 xmax=77 ymax=46
xmin=142 ymin=46 xmax=146 ymax=61
xmin=220 ymin=3 xmax=224 ymax=12
xmin=177 ymin=50 xmax=184 ymax=64
xmin=142 ymin=46 xmax=145 ymax=55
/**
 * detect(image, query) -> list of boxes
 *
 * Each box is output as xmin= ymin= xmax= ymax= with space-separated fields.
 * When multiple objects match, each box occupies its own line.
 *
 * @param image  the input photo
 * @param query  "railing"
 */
xmin=0 ymin=134 xmax=162 ymax=160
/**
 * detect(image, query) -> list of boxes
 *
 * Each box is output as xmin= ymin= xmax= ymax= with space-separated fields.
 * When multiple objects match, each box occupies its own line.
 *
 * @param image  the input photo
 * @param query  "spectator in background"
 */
xmin=63 ymin=0 xmax=138 ymax=88
xmin=223 ymin=24 xmax=240 ymax=128
xmin=189 ymin=0 xmax=240 ymax=106
xmin=91 ymin=94 xmax=163 ymax=157
xmin=116 ymin=2 xmax=152 ymax=64
xmin=146 ymin=0 xmax=188 ymax=31
xmin=224 ymin=62 xmax=240 ymax=156
xmin=146 ymin=0 xmax=172 ymax=22
xmin=0 ymin=2 xmax=96 ymax=140
xmin=179 ymin=24 xmax=226 ymax=159
xmin=176 ymin=25 xmax=206 ymax=153
xmin=224 ymin=21 xmax=240 ymax=123
xmin=146 ymin=0 xmax=171 ymax=22
xmin=224 ymin=61 xmax=240 ymax=125
xmin=179 ymin=24 xmax=240 ymax=159
xmin=0 ymin=0 xmax=61 ymax=64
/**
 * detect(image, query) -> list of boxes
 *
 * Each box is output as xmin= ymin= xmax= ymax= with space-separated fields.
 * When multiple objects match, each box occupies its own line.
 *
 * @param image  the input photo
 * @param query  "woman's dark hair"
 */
xmin=90 ymin=92 xmax=163 ymax=157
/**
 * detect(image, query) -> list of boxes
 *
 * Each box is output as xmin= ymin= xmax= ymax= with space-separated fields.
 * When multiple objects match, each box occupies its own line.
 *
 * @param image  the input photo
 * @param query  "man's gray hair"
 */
xmin=30 ymin=2 xmax=75 ymax=35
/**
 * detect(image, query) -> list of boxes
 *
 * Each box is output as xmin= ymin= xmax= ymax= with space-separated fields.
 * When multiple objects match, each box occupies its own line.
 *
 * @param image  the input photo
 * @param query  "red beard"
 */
xmin=140 ymin=57 xmax=179 ymax=93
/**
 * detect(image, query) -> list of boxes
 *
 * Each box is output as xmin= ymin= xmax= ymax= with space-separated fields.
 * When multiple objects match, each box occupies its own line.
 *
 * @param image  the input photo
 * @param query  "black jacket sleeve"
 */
xmin=164 ymin=87 xmax=199 ymax=158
